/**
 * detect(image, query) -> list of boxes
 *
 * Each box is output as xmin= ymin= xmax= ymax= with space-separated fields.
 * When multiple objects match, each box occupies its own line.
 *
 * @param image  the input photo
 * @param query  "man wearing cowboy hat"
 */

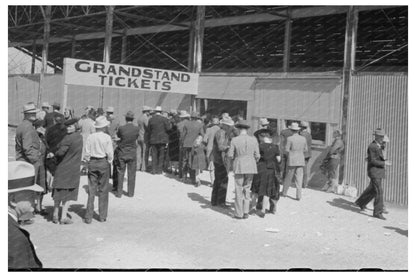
xmin=8 ymin=161 xmax=43 ymax=269
xmin=137 ymin=106 xmax=152 ymax=171
xmin=180 ymin=111 xmax=205 ymax=184
xmin=177 ymin=110 xmax=191 ymax=178
xmin=113 ymin=111 xmax=140 ymax=198
xmin=355 ymin=128 xmax=392 ymax=220
xmin=147 ymin=106 xmax=172 ymax=174
xmin=210 ymin=115 xmax=235 ymax=206
xmin=83 ymin=116 xmax=114 ymax=223
xmin=228 ymin=120 xmax=260 ymax=219
xmin=281 ymin=122 xmax=308 ymax=200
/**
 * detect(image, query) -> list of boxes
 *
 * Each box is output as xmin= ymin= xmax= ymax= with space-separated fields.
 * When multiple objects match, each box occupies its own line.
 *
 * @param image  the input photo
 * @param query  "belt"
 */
xmin=90 ymin=157 xmax=106 ymax=160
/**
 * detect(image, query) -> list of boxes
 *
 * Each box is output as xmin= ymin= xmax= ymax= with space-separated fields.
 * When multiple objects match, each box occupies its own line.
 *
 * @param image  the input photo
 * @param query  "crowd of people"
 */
xmin=9 ymin=100 xmax=392 ymax=268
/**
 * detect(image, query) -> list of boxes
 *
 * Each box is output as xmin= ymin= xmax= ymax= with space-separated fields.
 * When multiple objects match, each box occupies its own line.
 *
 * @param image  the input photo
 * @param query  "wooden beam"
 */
xmin=121 ymin=29 xmax=127 ymax=63
xmin=283 ymin=8 xmax=292 ymax=72
xmin=194 ymin=6 xmax=205 ymax=74
xmin=71 ymin=35 xmax=76 ymax=58
xmin=115 ymin=10 xmax=190 ymax=28
xmin=99 ymin=6 xmax=114 ymax=109
xmin=31 ymin=40 xmax=36 ymax=74
xmin=339 ymin=6 xmax=359 ymax=184
xmin=37 ymin=5 xmax=51 ymax=107
xmin=10 ymin=5 xmax=400 ymax=47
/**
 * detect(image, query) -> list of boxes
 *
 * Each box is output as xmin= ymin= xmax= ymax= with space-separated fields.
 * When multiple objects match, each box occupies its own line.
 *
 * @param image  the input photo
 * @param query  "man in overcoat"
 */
xmin=8 ymin=161 xmax=43 ymax=269
xmin=355 ymin=128 xmax=391 ymax=220
xmin=114 ymin=111 xmax=140 ymax=197
xmin=281 ymin=122 xmax=308 ymax=200
xmin=147 ymin=106 xmax=171 ymax=174
xmin=228 ymin=120 xmax=260 ymax=219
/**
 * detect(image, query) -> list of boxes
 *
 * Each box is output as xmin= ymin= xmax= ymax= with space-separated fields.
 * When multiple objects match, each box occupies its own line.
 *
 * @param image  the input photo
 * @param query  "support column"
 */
xmin=339 ymin=6 xmax=358 ymax=184
xmin=121 ymin=29 xmax=127 ymax=63
xmin=99 ymin=5 xmax=114 ymax=109
xmin=283 ymin=8 xmax=292 ymax=72
xmin=189 ymin=6 xmax=205 ymax=112
xmin=37 ymin=5 xmax=51 ymax=106
xmin=31 ymin=40 xmax=36 ymax=74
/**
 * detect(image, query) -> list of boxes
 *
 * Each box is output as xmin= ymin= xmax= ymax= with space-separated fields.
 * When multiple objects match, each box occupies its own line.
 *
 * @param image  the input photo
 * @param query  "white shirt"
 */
xmin=84 ymin=131 xmax=114 ymax=163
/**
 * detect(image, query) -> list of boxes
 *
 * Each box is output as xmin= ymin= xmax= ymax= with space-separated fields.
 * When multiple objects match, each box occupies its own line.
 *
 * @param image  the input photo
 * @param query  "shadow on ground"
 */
xmin=187 ymin=192 xmax=234 ymax=218
xmin=326 ymin=197 xmax=371 ymax=215
xmin=384 ymin=226 xmax=408 ymax=237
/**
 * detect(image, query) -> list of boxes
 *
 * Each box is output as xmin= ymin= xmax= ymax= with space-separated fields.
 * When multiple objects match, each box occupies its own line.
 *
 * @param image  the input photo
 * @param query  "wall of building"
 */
xmin=343 ymin=73 xmax=408 ymax=206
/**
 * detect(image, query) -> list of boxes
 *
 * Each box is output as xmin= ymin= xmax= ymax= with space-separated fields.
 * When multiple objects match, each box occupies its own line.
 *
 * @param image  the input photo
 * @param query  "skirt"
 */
xmin=251 ymin=168 xmax=279 ymax=198
xmin=52 ymin=187 xmax=79 ymax=202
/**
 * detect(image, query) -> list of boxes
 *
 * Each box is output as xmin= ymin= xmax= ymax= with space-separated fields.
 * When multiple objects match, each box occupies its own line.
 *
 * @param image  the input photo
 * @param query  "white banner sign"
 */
xmin=63 ymin=58 xmax=198 ymax=95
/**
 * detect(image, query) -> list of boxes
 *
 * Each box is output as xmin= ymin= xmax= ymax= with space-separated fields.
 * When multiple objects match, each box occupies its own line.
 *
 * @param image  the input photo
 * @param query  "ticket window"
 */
xmin=198 ymin=99 xmax=247 ymax=119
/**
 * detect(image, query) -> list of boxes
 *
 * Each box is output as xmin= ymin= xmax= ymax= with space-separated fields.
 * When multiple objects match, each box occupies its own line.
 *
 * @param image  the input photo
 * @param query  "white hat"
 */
xmin=8 ymin=161 xmax=43 ymax=193
xmin=300 ymin=121 xmax=309 ymax=128
xmin=106 ymin=106 xmax=114 ymax=113
xmin=178 ymin=110 xmax=190 ymax=118
xmin=41 ymin=102 xmax=50 ymax=108
xmin=259 ymin=118 xmax=269 ymax=126
xmin=154 ymin=106 xmax=162 ymax=112
xmin=22 ymin=103 xmax=40 ymax=114
xmin=94 ymin=116 xmax=110 ymax=128
xmin=288 ymin=122 xmax=301 ymax=131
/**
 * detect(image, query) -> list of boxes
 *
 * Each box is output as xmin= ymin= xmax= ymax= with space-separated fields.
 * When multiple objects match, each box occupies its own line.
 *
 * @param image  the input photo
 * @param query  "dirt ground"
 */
xmin=8 ymin=127 xmax=408 ymax=270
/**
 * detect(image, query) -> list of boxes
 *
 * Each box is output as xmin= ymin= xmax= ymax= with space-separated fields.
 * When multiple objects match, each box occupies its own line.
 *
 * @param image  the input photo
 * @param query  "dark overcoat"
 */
xmin=148 ymin=114 xmax=171 ymax=144
xmin=8 ymin=215 xmax=42 ymax=269
xmin=367 ymin=140 xmax=386 ymax=179
xmin=53 ymin=132 xmax=83 ymax=189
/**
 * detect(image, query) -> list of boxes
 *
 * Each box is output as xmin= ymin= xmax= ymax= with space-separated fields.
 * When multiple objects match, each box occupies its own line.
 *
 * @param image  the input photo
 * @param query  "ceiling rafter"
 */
xmin=114 ymin=10 xmax=190 ymax=28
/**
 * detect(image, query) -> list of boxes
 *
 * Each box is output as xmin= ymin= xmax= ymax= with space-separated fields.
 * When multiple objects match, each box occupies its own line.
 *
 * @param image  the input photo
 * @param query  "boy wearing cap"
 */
xmin=113 ymin=111 xmax=140 ymax=197
xmin=8 ymin=161 xmax=43 ymax=269
xmin=355 ymin=128 xmax=392 ymax=220
xmin=83 ymin=116 xmax=114 ymax=223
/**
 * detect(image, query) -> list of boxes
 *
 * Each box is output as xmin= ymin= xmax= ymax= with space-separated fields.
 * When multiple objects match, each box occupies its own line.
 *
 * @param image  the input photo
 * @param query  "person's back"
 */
xmin=183 ymin=120 xmax=204 ymax=148
xmin=148 ymin=113 xmax=171 ymax=144
xmin=286 ymin=133 xmax=307 ymax=166
xmin=229 ymin=133 xmax=259 ymax=174
xmin=15 ymin=119 xmax=40 ymax=164
xmin=118 ymin=123 xmax=140 ymax=151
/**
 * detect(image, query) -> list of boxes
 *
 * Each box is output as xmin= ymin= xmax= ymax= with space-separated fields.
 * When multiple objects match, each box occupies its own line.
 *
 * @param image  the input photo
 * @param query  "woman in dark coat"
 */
xmin=51 ymin=118 xmax=83 ymax=224
xmin=251 ymin=129 xmax=281 ymax=218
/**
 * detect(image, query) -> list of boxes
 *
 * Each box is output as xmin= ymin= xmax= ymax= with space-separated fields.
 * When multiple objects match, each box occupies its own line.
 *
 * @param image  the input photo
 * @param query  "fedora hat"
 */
xmin=106 ymin=106 xmax=115 ymax=113
xmin=288 ymin=122 xmax=301 ymax=131
xmin=8 ymin=161 xmax=43 ymax=193
xmin=300 ymin=121 xmax=309 ymax=128
xmin=94 ymin=116 xmax=110 ymax=129
xmin=22 ymin=103 xmax=40 ymax=114
xmin=179 ymin=110 xmax=190 ymax=118
xmin=125 ymin=110 xmax=135 ymax=118
xmin=142 ymin=106 xmax=152 ymax=112
xmin=154 ymin=106 xmax=163 ymax=112
xmin=41 ymin=102 xmax=50 ymax=108
xmin=220 ymin=116 xmax=234 ymax=126
xmin=235 ymin=120 xmax=250 ymax=129
xmin=259 ymin=118 xmax=269 ymax=126
xmin=52 ymin=102 xmax=60 ymax=109
xmin=373 ymin=128 xmax=386 ymax=137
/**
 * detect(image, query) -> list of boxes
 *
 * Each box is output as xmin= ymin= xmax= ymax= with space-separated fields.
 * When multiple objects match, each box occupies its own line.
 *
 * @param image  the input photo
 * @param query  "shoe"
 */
xmin=99 ymin=218 xmax=106 ymax=223
xmin=232 ymin=215 xmax=243 ymax=220
xmin=60 ymin=218 xmax=73 ymax=225
xmin=35 ymin=209 xmax=48 ymax=216
xmin=295 ymin=198 xmax=301 ymax=201
xmin=266 ymin=209 xmax=276 ymax=214
xmin=355 ymin=202 xmax=367 ymax=211
xmin=382 ymin=209 xmax=389 ymax=214
xmin=243 ymin=214 xmax=249 ymax=219
xmin=258 ymin=212 xmax=265 ymax=218
xmin=84 ymin=218 xmax=92 ymax=224
xmin=374 ymin=214 xmax=386 ymax=220
xmin=52 ymin=216 xmax=59 ymax=224
xmin=116 ymin=194 xmax=122 ymax=198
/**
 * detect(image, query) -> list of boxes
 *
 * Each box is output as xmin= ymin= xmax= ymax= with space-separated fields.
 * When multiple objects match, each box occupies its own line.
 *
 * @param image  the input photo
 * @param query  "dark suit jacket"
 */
xmin=367 ymin=140 xmax=386 ymax=179
xmin=117 ymin=123 xmax=140 ymax=156
xmin=8 ymin=215 xmax=42 ymax=269
xmin=148 ymin=114 xmax=171 ymax=144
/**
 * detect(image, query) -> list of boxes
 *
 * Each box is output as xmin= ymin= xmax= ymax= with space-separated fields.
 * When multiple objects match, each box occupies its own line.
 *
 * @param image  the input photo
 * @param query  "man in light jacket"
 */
xmin=281 ymin=122 xmax=308 ymax=200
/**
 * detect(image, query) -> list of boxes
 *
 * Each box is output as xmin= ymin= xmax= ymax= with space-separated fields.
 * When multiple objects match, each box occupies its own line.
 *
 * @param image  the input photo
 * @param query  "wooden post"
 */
xmin=190 ymin=6 xmax=205 ymax=112
xmin=37 ymin=5 xmax=51 ymax=106
xmin=62 ymin=58 xmax=68 ymax=111
xmin=283 ymin=8 xmax=292 ymax=72
xmin=31 ymin=40 xmax=36 ymax=74
xmin=339 ymin=6 xmax=358 ymax=184
xmin=99 ymin=5 xmax=114 ymax=109
xmin=121 ymin=29 xmax=127 ymax=63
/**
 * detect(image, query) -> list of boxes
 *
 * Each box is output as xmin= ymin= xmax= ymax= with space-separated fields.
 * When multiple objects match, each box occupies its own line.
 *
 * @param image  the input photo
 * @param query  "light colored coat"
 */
xmin=228 ymin=133 xmax=260 ymax=174
xmin=285 ymin=133 xmax=308 ymax=166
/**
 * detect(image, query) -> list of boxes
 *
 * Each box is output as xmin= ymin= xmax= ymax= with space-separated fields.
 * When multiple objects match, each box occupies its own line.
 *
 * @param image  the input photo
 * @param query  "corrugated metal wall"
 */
xmin=344 ymin=73 xmax=408 ymax=206
xmin=8 ymin=74 xmax=191 ymax=126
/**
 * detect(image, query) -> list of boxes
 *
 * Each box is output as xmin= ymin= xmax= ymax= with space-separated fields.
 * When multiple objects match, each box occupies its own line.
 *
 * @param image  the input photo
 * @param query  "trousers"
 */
xmin=282 ymin=166 xmax=304 ymax=199
xmin=150 ymin=143 xmax=166 ymax=174
xmin=85 ymin=158 xmax=110 ymax=220
xmin=234 ymin=174 xmax=253 ymax=218
xmin=211 ymin=162 xmax=228 ymax=206
xmin=115 ymin=148 xmax=137 ymax=197
xmin=355 ymin=178 xmax=384 ymax=216
xmin=136 ymin=140 xmax=147 ymax=171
